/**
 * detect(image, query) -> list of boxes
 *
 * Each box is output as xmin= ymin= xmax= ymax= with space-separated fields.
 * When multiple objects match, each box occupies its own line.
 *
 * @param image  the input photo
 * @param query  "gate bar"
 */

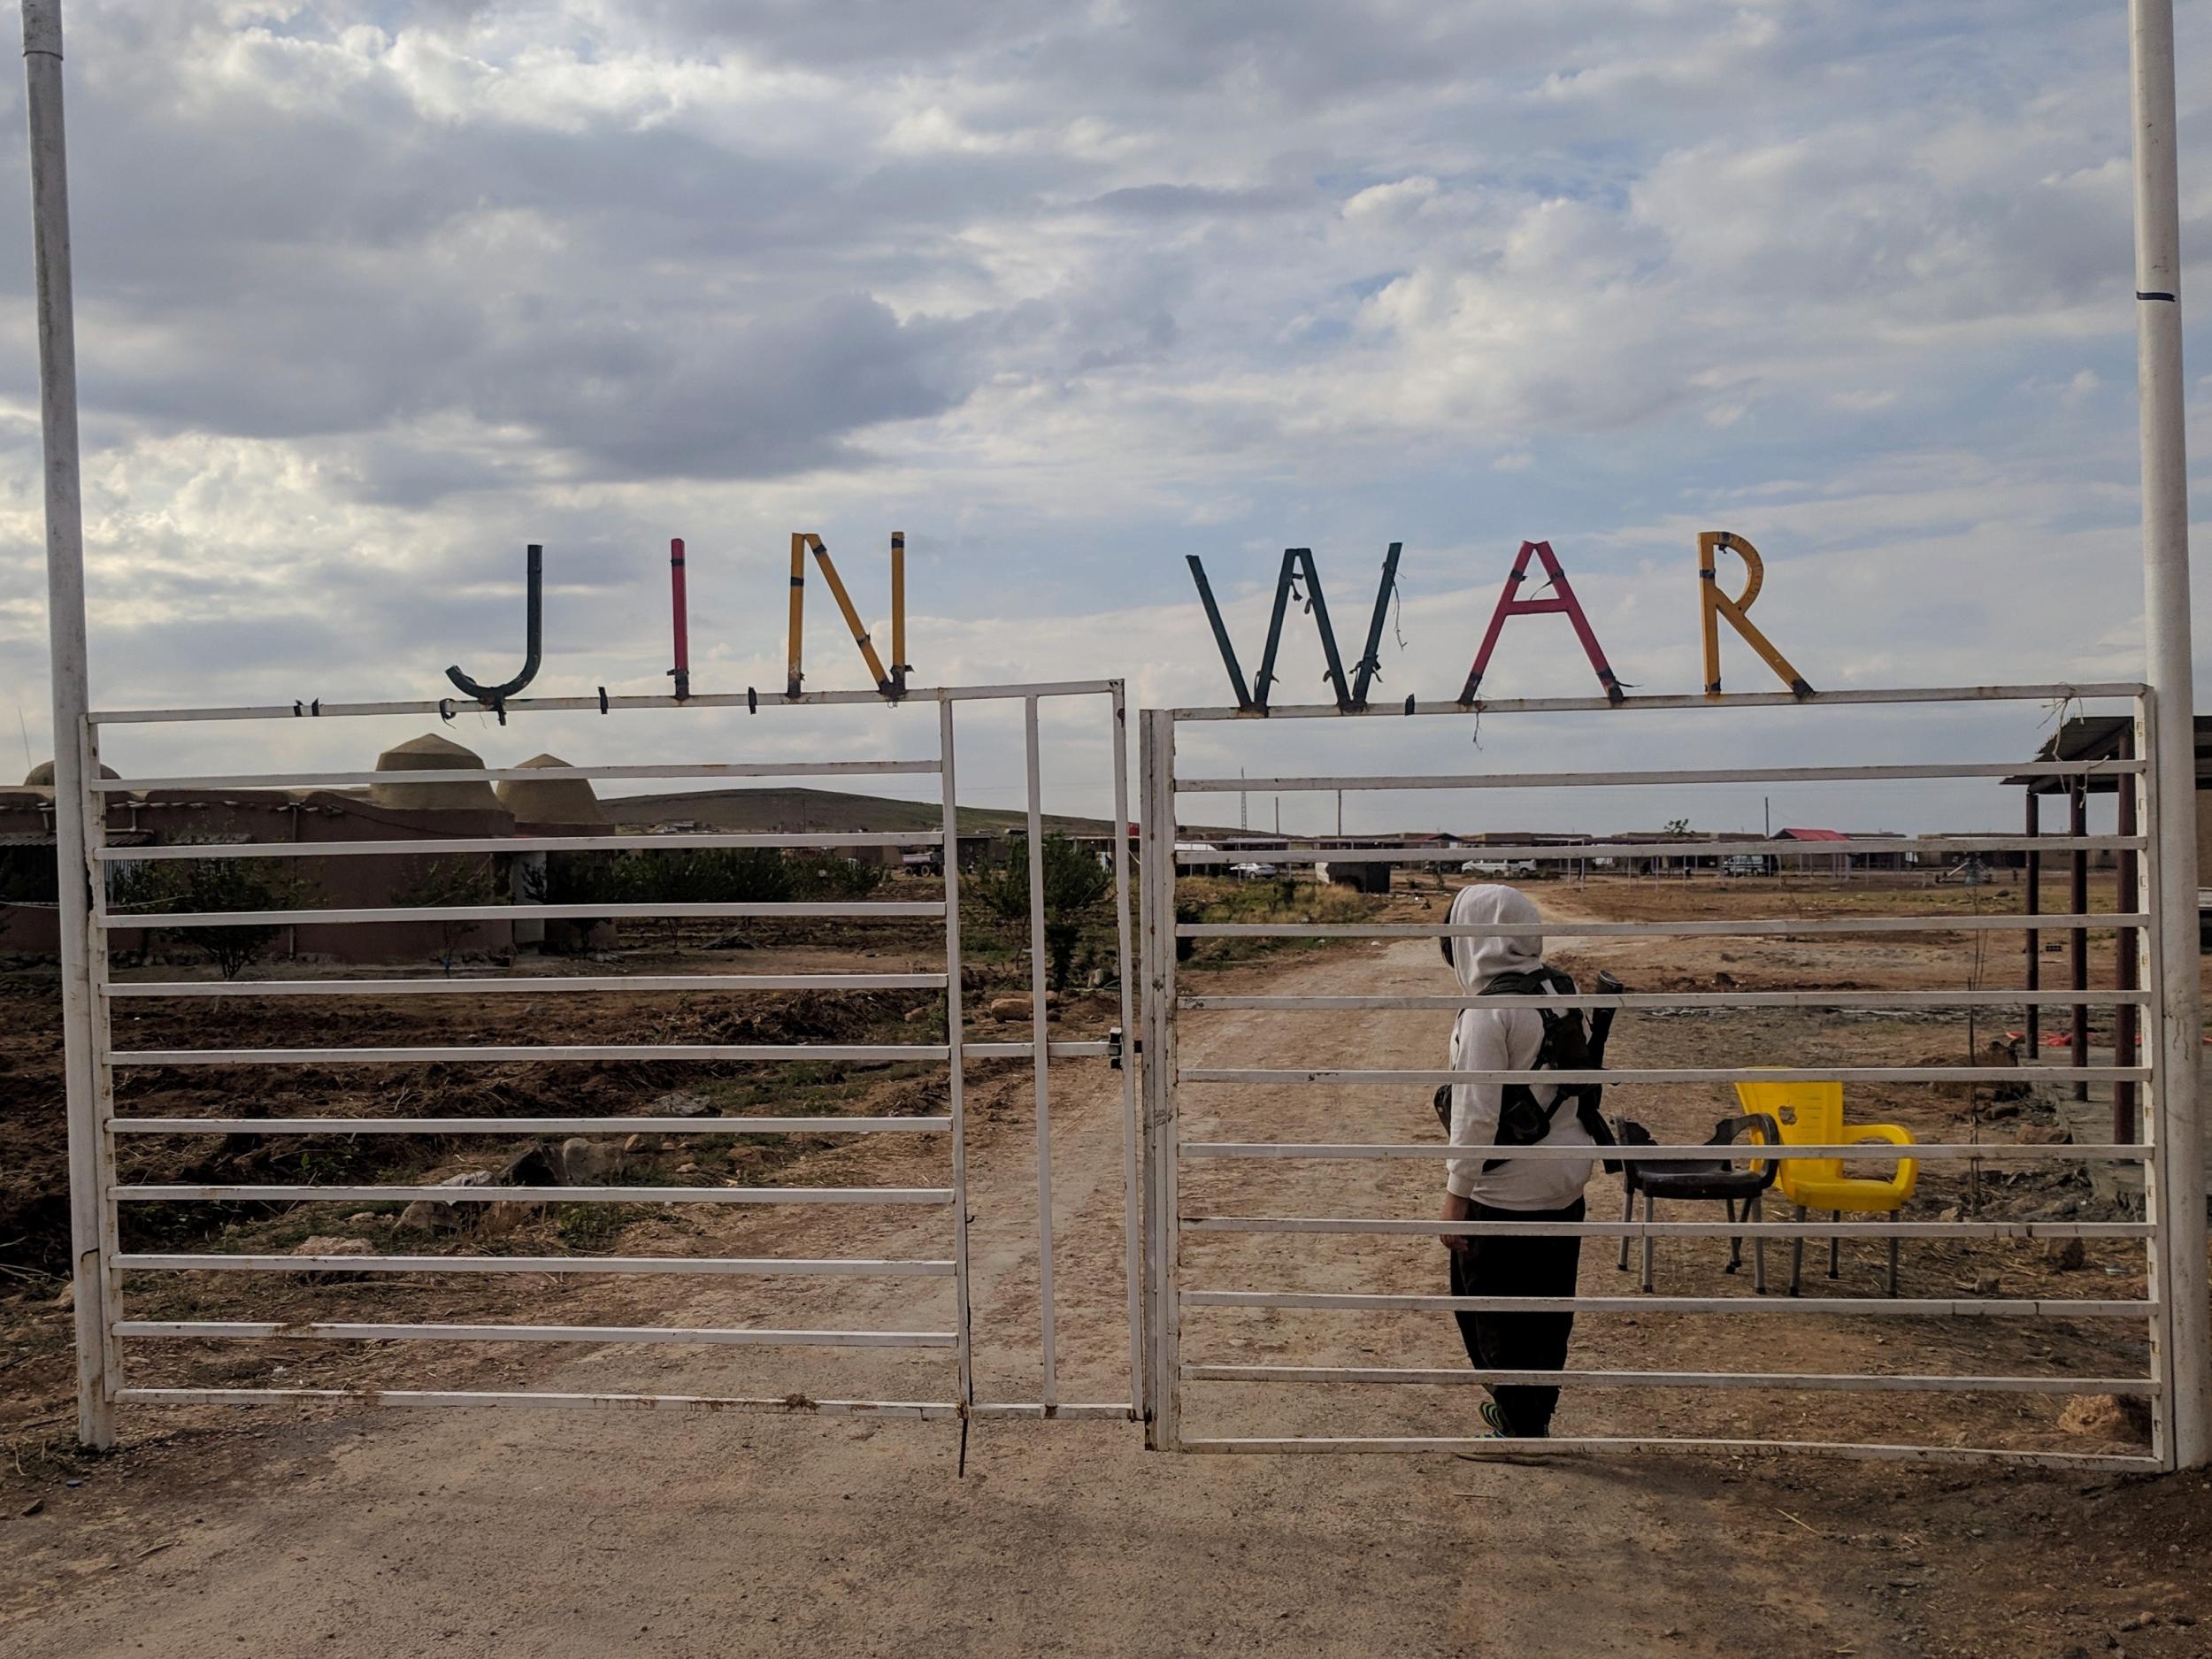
xmin=1182 ymin=1365 xmax=2159 ymax=1394
xmin=1178 ymin=760 xmax=2136 ymax=793
xmin=116 ymin=1254 xmax=954 ymax=1277
xmin=1110 ymin=683 xmax=1145 ymax=1419
xmin=1024 ymin=695 xmax=1057 ymax=1410
xmin=89 ymin=679 xmax=1123 ymax=726
xmin=1170 ymin=680 xmax=2146 ymax=719
xmin=939 ymin=700 xmax=975 ymax=1414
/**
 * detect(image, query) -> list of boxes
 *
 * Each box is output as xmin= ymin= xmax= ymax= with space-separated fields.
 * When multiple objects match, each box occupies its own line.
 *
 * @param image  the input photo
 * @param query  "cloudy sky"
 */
xmin=0 ymin=1 xmax=2208 ymax=835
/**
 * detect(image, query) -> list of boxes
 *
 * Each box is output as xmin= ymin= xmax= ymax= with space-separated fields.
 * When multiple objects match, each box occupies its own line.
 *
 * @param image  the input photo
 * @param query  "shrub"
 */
xmin=971 ymin=833 xmax=1111 ymax=990
xmin=393 ymin=856 xmax=502 ymax=977
xmin=109 ymin=848 xmax=315 ymax=979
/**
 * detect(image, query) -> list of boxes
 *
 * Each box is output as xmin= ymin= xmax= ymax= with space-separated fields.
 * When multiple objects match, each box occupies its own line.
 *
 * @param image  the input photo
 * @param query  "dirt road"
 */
xmin=2 ymin=919 xmax=2205 ymax=1657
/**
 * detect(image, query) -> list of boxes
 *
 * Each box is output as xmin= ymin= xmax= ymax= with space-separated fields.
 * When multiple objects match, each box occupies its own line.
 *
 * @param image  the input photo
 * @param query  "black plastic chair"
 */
xmin=1615 ymin=1112 xmax=1781 ymax=1294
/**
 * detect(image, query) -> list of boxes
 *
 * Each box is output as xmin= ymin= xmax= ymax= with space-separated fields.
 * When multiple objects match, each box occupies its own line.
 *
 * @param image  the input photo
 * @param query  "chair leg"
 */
xmin=1724 ymin=1197 xmax=1741 ymax=1274
xmin=1886 ymin=1231 xmax=1900 ymax=1298
xmin=1641 ymin=1193 xmax=1655 ymax=1294
xmin=1617 ymin=1183 xmax=1634 ymax=1273
xmin=1791 ymin=1204 xmax=1805 ymax=1296
xmin=1751 ymin=1193 xmax=1767 ymax=1294
xmin=1828 ymin=1209 xmax=1842 ymax=1279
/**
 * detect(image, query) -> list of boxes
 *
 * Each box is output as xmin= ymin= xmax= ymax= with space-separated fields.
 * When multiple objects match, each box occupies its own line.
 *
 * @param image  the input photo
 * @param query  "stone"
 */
xmin=622 ymin=1133 xmax=650 ymax=1155
xmin=557 ymin=1138 xmax=623 ymax=1185
xmin=396 ymin=1171 xmax=494 ymax=1234
xmin=903 ymin=1005 xmax=935 ymax=1025
xmin=344 ymin=1211 xmax=380 ymax=1225
xmin=2043 ymin=1237 xmax=2087 ymax=1271
xmin=2058 ymin=1394 xmax=2154 ymax=1440
xmin=988 ymin=995 xmax=1033 ymax=1021
xmin=648 ymin=1091 xmax=713 ymax=1118
xmin=293 ymin=1236 xmax=373 ymax=1257
xmin=2016 ymin=1123 xmax=2070 ymax=1146
xmin=52 ymin=1281 xmax=73 ymax=1312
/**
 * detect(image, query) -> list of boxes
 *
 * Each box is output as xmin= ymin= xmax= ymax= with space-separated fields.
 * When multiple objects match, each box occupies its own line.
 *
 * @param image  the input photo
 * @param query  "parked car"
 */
xmin=1721 ymin=855 xmax=1771 ymax=876
xmin=1229 ymin=862 xmax=1279 ymax=880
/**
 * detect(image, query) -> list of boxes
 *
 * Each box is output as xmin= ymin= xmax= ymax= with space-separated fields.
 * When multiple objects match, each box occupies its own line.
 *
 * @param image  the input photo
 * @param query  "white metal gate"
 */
xmin=1140 ymin=681 xmax=2197 ymax=1470
xmin=57 ymin=680 xmax=1141 ymax=1441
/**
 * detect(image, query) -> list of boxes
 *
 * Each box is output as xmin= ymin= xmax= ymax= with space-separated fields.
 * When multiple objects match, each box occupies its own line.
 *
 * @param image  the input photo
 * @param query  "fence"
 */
xmin=1139 ymin=681 xmax=2196 ymax=1469
xmin=58 ymin=680 xmax=1141 ymax=1443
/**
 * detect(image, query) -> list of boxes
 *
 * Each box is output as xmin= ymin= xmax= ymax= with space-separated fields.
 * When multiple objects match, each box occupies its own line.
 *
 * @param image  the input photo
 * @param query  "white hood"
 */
xmin=1448 ymin=883 xmax=1543 ymax=990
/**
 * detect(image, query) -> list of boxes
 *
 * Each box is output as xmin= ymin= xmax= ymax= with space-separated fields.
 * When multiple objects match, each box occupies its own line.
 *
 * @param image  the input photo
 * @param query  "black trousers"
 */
xmin=1449 ymin=1196 xmax=1586 ymax=1437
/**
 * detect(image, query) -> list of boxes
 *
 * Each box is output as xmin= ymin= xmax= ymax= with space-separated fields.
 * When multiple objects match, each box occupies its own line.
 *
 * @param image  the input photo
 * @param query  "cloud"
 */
xmin=0 ymin=0 xmax=2205 ymax=835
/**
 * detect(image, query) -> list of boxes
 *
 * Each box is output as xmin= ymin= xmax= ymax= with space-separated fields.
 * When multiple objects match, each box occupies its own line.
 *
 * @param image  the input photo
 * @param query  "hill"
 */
xmin=602 ymin=785 xmax=1116 ymax=838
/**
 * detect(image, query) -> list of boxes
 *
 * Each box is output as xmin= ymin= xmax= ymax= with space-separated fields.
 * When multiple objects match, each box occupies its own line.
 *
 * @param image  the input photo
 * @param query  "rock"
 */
xmin=396 ymin=1171 xmax=494 ymax=1234
xmin=52 ymin=1281 xmax=73 ymax=1312
xmin=1936 ymin=1207 xmax=1962 ymax=1225
xmin=622 ymin=1133 xmax=650 ymax=1155
xmin=989 ymin=995 xmax=1033 ymax=1021
xmin=2043 ymin=1237 xmax=2087 ymax=1271
xmin=344 ymin=1211 xmax=380 ymax=1225
xmin=2058 ymin=1394 xmax=2154 ymax=1440
xmin=557 ymin=1138 xmax=622 ymax=1185
xmin=649 ymin=1091 xmax=713 ymax=1118
xmin=2016 ymin=1123 xmax=2071 ymax=1146
xmin=903 ymin=1005 xmax=935 ymax=1025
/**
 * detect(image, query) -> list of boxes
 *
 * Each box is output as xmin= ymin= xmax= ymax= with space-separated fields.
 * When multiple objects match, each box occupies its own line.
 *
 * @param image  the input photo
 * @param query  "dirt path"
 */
xmin=0 ymin=927 xmax=2200 ymax=1657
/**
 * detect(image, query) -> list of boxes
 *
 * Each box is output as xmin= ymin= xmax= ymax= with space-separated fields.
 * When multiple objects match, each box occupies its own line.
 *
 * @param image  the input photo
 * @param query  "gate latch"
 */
xmin=1108 ymin=1026 xmax=1124 ymax=1070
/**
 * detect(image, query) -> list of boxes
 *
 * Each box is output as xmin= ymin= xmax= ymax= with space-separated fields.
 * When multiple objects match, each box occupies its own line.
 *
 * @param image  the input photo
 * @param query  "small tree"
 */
xmin=522 ymin=852 xmax=622 ymax=951
xmin=971 ymin=833 xmax=1111 ymax=990
xmin=394 ymin=856 xmax=500 ymax=977
xmin=110 ymin=851 xmax=313 ymax=979
xmin=616 ymin=847 xmax=791 ymax=949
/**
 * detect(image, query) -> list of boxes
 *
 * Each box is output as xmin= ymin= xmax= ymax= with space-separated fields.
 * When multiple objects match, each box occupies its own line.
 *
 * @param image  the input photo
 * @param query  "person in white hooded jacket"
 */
xmin=1439 ymin=883 xmax=1594 ymax=1438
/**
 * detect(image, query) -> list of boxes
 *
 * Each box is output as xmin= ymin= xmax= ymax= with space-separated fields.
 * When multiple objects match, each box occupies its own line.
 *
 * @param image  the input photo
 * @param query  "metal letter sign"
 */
xmin=1186 ymin=543 xmax=1402 ymax=715
xmin=1457 ymin=539 xmax=1623 ymax=705
xmin=1699 ymin=531 xmax=1813 ymax=698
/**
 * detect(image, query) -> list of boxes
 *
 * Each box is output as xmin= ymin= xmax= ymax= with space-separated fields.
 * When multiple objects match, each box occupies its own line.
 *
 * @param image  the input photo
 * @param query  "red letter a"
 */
xmin=1456 ymin=540 xmax=1624 ymax=705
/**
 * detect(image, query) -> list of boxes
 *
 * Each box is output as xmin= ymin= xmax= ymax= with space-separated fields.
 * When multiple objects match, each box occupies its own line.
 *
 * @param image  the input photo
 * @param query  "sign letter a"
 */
xmin=1457 ymin=540 xmax=1623 ymax=705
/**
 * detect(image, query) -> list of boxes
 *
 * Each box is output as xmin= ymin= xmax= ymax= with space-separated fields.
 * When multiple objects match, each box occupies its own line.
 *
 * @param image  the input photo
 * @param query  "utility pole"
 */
xmin=1763 ymin=795 xmax=1770 ymax=838
xmin=1240 ymin=766 xmax=1247 ymax=832
xmin=20 ymin=0 xmax=111 ymax=1448
xmin=2129 ymin=0 xmax=2209 ymax=1470
xmin=1336 ymin=788 xmax=1343 ymax=838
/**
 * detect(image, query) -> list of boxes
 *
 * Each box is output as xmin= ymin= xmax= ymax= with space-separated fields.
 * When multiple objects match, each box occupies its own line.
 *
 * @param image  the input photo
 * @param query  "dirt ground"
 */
xmin=3 ymin=873 xmax=2209 ymax=1657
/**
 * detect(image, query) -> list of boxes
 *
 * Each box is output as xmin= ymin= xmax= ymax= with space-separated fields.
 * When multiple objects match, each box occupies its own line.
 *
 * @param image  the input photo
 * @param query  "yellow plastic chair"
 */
xmin=1732 ymin=1079 xmax=1918 ymax=1297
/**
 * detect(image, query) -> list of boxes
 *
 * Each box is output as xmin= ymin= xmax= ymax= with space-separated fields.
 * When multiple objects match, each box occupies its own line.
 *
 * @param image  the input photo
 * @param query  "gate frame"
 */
xmin=1140 ymin=682 xmax=2208 ymax=1470
xmin=54 ymin=679 xmax=1141 ymax=1445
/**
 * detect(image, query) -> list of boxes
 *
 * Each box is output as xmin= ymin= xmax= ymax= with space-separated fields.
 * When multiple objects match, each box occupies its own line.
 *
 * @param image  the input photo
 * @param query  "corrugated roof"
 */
xmin=1774 ymin=826 xmax=1850 ymax=841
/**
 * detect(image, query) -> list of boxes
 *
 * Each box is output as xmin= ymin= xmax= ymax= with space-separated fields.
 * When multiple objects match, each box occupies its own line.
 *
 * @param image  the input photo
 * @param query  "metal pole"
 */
xmin=1140 ymin=709 xmax=1182 ymax=1449
xmin=1108 ymin=685 xmax=1145 ymax=1419
xmin=20 ymin=0 xmax=111 ymax=1449
xmin=2025 ymin=788 xmax=2041 ymax=1050
xmin=937 ymin=700 xmax=973 ymax=1417
xmin=1022 ymin=696 xmax=1056 ymax=1411
xmin=2129 ymin=0 xmax=2210 ymax=1470
xmin=2117 ymin=730 xmax=2140 ymax=1142
xmin=2071 ymin=782 xmax=2090 ymax=1103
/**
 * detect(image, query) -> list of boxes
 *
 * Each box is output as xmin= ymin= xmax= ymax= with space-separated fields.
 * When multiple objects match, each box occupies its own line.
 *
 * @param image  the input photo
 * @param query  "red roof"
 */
xmin=1775 ymin=827 xmax=1850 ymax=842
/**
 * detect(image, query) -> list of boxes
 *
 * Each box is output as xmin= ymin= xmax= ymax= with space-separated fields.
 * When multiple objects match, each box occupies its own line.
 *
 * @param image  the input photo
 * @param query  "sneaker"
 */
xmin=1478 ymin=1400 xmax=1511 ymax=1437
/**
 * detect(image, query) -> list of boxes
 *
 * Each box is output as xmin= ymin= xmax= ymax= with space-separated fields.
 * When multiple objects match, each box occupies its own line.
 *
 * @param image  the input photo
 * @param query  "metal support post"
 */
xmin=20 ymin=0 xmax=112 ymax=1448
xmin=2130 ymin=0 xmax=2210 ymax=1470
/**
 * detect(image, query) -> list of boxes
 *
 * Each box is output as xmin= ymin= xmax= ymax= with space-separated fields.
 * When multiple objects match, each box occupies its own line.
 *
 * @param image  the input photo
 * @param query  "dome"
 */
xmin=22 ymin=758 xmax=122 ymax=797
xmin=494 ymin=753 xmax=606 ymax=827
xmin=368 ymin=732 xmax=503 ymax=813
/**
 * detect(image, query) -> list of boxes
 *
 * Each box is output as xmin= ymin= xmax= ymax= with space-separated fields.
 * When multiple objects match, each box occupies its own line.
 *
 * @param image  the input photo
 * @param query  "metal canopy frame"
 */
xmin=1139 ymin=683 xmax=2206 ymax=1470
xmin=53 ymin=680 xmax=1142 ymax=1443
